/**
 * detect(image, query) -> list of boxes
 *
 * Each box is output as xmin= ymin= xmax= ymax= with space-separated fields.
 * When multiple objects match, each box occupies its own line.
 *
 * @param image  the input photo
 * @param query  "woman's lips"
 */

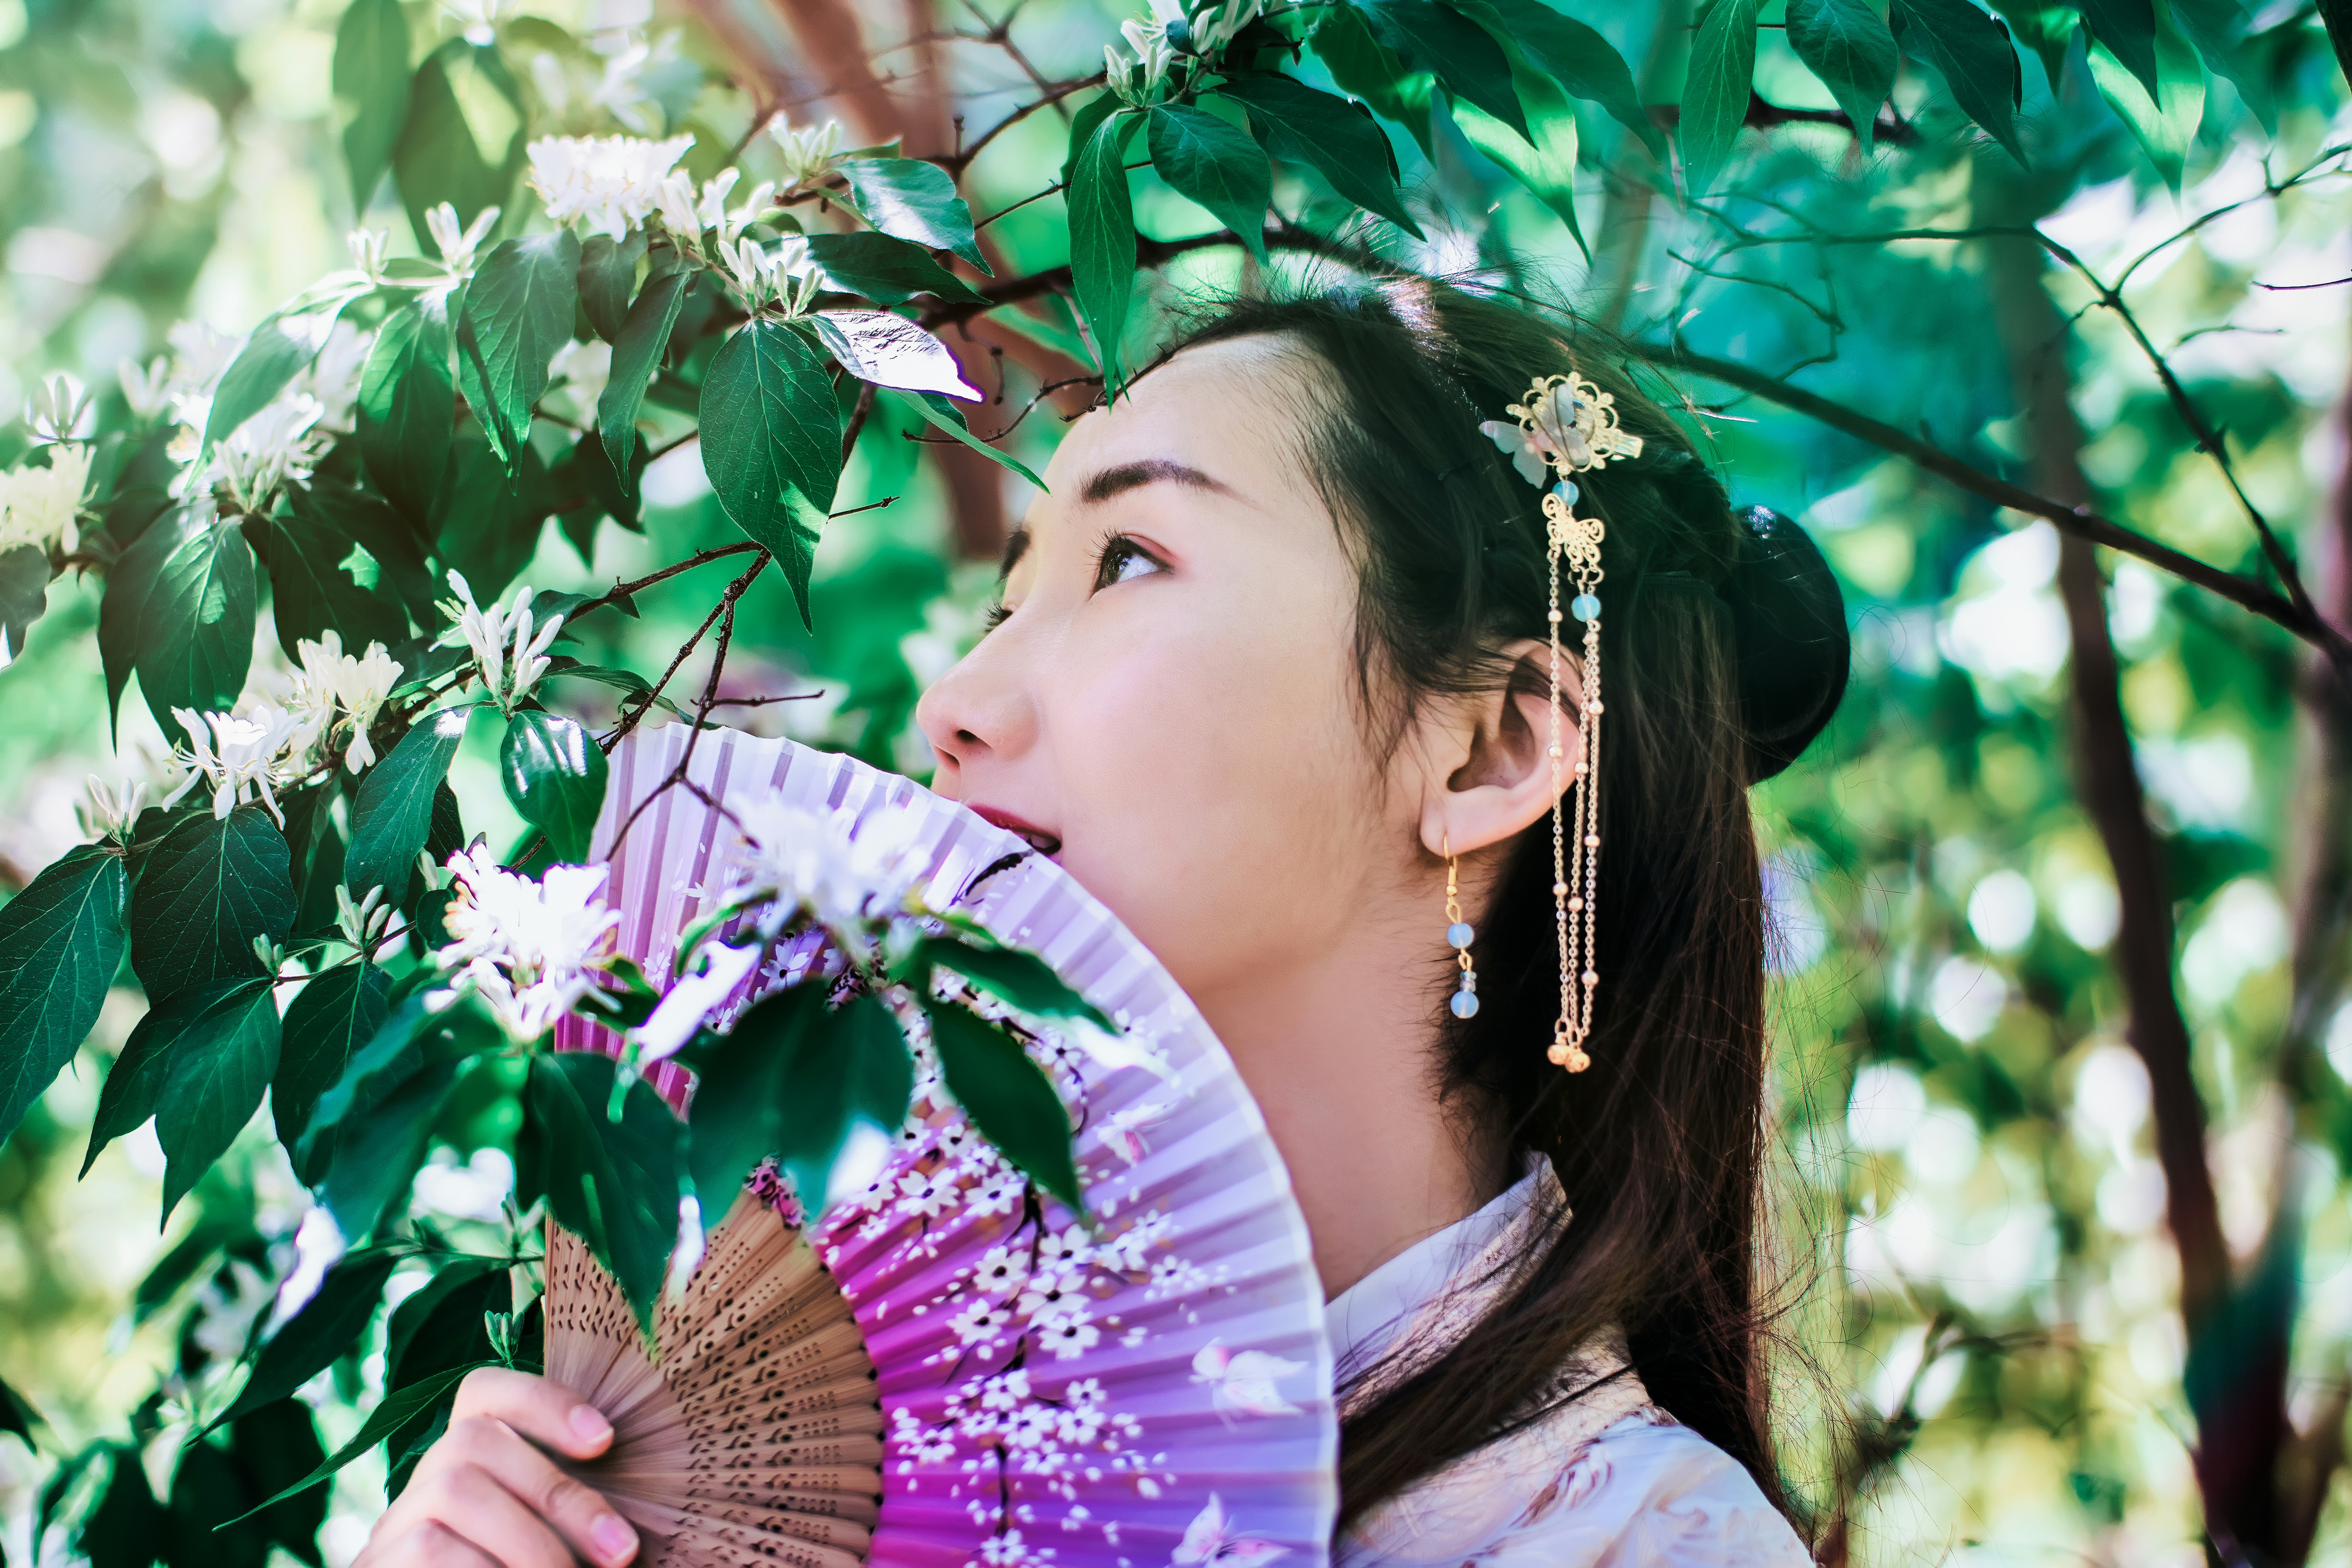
xmin=969 ymin=804 xmax=1062 ymax=857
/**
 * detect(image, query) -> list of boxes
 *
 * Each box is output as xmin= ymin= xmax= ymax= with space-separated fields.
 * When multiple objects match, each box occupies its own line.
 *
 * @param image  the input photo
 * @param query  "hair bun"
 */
xmin=1720 ymin=507 xmax=1849 ymax=783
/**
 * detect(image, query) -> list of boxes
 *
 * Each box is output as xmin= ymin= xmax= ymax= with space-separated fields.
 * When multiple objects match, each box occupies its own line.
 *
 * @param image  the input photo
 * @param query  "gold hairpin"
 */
xmin=1480 ymin=372 xmax=1641 ymax=1073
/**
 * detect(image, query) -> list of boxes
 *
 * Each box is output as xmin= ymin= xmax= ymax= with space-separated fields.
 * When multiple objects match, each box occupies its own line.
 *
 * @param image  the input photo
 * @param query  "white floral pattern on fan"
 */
xmin=555 ymin=724 xmax=1336 ymax=1568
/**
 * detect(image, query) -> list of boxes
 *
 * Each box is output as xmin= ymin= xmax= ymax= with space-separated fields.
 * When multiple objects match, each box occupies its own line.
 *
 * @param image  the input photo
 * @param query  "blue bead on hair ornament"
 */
xmin=1476 ymin=371 xmax=1644 ymax=1073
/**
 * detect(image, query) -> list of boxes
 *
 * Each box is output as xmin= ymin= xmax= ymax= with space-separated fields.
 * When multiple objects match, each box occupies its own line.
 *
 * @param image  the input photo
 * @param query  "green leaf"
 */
xmin=577 ymin=230 xmax=647 ymax=344
xmin=228 ymin=1399 xmax=330 ymax=1566
xmin=597 ymin=261 xmax=691 ymax=488
xmin=358 ymin=291 xmax=457 ymax=526
xmin=130 ymin=808 xmax=295 ymax=1006
xmin=1786 ymin=0 xmax=1900 ymax=149
xmin=2169 ymin=0 xmax=2269 ymax=120
xmin=1475 ymin=0 xmax=1661 ymax=152
xmin=133 ymin=508 xmax=257 ymax=737
xmin=204 ymin=309 xmax=345 ymax=451
xmin=1216 ymin=76 xmax=1423 ymax=236
xmin=923 ymin=999 xmax=1082 ymax=1212
xmin=169 ymin=1436 xmax=274 ymax=1568
xmin=100 ymin=504 xmax=171 ymax=734
xmin=1311 ymin=3 xmax=1438 ymax=156
xmin=436 ymin=433 xmax=548 ymax=602
xmin=2080 ymin=0 xmax=2161 ymax=97
xmin=224 ymin=1361 xmax=496 ymax=1525
xmin=320 ymin=1054 xmax=464 ymax=1240
xmin=1890 ymin=0 xmax=2026 ymax=162
xmin=207 ymin=1248 xmax=401 ymax=1433
xmin=334 ymin=0 xmax=412 ymax=206
xmin=457 ymin=231 xmax=581 ymax=465
xmin=0 ymin=1370 xmax=43 ymax=1445
xmin=2084 ymin=29 xmax=2205 ymax=190
xmin=154 ymin=977 xmax=282 ymax=1221
xmin=241 ymin=492 xmax=416 ymax=660
xmin=888 ymin=389 xmax=1048 ymax=490
xmin=686 ymin=984 xmax=837 ymax=1215
xmin=0 ymin=846 xmax=126 ymax=1150
xmin=842 ymin=992 xmax=915 ymax=1130
xmin=75 ymin=1446 xmax=167 ymax=1568
xmin=344 ymin=706 xmax=472 ymax=903
xmin=0 ymin=542 xmax=49 ymax=662
xmin=393 ymin=40 xmax=526 ymax=247
xmin=699 ymin=320 xmax=841 ymax=631
xmin=1147 ymin=104 xmax=1272 ymax=263
xmin=806 ymin=231 xmax=988 ymax=306
xmin=811 ymin=311 xmax=982 ymax=401
xmin=1681 ymin=0 xmax=1760 ymax=194
xmin=518 ymin=1052 xmax=682 ymax=1329
xmin=274 ymin=962 xmax=391 ymax=1182
xmin=499 ymin=710 xmax=608 ymax=862
xmin=1357 ymin=0 xmax=1529 ymax=138
xmin=917 ymin=936 xmax=1116 ymax=1029
xmin=1450 ymin=61 xmax=1588 ymax=256
xmin=1068 ymin=109 xmax=1139 ymax=396
xmin=839 ymin=158 xmax=989 ymax=273
xmin=1061 ymin=89 xmax=1122 ymax=189
xmin=387 ymin=1254 xmax=506 ymax=1377
xmin=85 ymin=1003 xmax=178 ymax=1176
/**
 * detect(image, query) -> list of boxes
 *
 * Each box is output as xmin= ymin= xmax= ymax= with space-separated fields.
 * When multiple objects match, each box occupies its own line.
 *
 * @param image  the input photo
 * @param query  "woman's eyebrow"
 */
xmin=1000 ymin=526 xmax=1029 ymax=580
xmin=1078 ymin=458 xmax=1236 ymax=505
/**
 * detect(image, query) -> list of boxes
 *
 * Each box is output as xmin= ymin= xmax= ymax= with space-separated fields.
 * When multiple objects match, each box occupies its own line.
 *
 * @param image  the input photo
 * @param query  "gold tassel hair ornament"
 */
xmin=1479 ymin=372 xmax=1643 ymax=1073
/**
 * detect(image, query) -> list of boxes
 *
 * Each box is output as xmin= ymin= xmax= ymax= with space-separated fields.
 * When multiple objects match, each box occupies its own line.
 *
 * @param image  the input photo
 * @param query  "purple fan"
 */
xmin=547 ymin=724 xmax=1335 ymax=1568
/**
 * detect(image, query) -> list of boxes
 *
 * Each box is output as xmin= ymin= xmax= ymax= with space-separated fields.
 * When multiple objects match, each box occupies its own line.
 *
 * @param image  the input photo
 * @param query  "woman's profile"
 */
xmin=358 ymin=276 xmax=1846 ymax=1567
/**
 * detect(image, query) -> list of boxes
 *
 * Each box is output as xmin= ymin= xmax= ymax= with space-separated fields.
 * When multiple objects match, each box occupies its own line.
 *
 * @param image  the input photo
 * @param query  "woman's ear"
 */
xmin=1409 ymin=638 xmax=1586 ymax=859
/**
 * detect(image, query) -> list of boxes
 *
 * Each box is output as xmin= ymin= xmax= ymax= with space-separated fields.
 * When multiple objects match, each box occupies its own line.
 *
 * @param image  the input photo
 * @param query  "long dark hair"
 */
xmin=1162 ymin=279 xmax=1798 ymax=1534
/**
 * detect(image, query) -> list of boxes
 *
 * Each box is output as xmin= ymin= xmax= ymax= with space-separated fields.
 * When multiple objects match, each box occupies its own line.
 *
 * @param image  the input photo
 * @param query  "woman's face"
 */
xmin=915 ymin=336 xmax=1417 ymax=1004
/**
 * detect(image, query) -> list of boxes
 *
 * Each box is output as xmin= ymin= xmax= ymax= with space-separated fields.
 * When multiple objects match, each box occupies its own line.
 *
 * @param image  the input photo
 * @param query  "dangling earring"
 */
xmin=1444 ymin=833 xmax=1479 ymax=1020
xmin=1480 ymin=370 xmax=1642 ymax=1073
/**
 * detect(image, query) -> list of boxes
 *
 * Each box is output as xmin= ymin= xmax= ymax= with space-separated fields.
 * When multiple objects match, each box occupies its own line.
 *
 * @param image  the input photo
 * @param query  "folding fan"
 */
xmin=546 ymin=723 xmax=1337 ymax=1568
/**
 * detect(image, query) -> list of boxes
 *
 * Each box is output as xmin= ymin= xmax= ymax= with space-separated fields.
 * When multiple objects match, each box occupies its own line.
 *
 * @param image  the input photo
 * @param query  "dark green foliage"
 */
xmin=1218 ymin=76 xmax=1421 ymax=235
xmin=243 ymin=485 xmax=421 ymax=658
xmin=700 ymin=319 xmax=841 ymax=628
xmin=333 ymin=0 xmax=412 ymax=207
xmin=0 ymin=847 xmax=125 ymax=1148
xmin=154 ymin=977 xmax=281 ymax=1220
xmin=275 ymin=963 xmax=392 ymax=1181
xmin=1068 ymin=111 xmax=1140 ymax=393
xmin=125 ymin=509 xmax=258 ymax=736
xmin=456 ymin=231 xmax=581 ymax=465
xmin=1682 ymin=0 xmax=1761 ymax=194
xmin=344 ymin=705 xmax=471 ymax=904
xmin=923 ymin=999 xmax=1082 ymax=1212
xmin=516 ymin=1051 xmax=683 ymax=1328
xmin=805 ymin=232 xmax=989 ymax=305
xmin=598 ymin=259 xmax=692 ymax=486
xmin=359 ymin=292 xmax=457 ymax=526
xmin=1147 ymin=105 xmax=1273 ymax=262
xmin=130 ymin=809 xmax=295 ymax=1006
xmin=394 ymin=41 xmax=527 ymax=246
xmin=1891 ymin=0 xmax=2027 ymax=160
xmin=498 ymin=709 xmax=608 ymax=861
xmin=577 ymin=230 xmax=647 ymax=343
xmin=839 ymin=158 xmax=988 ymax=272
xmin=207 ymin=1249 xmax=400 ymax=1432
xmin=1786 ymin=0 xmax=1901 ymax=147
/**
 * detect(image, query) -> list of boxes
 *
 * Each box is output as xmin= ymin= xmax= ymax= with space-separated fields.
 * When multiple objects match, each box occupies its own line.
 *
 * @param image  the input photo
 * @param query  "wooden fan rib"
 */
xmin=679 ymin=1501 xmax=874 ymax=1552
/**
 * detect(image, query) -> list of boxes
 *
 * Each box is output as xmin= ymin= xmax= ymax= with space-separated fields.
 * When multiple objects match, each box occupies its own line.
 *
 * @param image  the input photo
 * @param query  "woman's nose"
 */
xmin=915 ymin=623 xmax=1039 ymax=780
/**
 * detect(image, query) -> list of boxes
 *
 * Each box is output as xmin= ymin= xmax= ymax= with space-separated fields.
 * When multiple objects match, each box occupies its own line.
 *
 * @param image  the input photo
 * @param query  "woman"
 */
xmin=360 ymin=279 xmax=1845 ymax=1566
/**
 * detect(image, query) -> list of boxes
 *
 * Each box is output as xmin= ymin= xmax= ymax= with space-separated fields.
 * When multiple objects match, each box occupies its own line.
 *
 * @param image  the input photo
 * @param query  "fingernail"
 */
xmin=590 ymin=1513 xmax=635 ymax=1563
xmin=570 ymin=1405 xmax=613 ymax=1446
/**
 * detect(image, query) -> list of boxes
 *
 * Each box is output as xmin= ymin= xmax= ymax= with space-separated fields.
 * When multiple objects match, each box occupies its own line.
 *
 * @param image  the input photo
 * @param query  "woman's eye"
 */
xmin=1095 ymin=537 xmax=1163 ymax=590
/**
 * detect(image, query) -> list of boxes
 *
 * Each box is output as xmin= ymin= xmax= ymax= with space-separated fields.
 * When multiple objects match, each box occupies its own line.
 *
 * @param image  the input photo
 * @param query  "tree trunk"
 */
xmin=1984 ymin=222 xmax=2278 ymax=1563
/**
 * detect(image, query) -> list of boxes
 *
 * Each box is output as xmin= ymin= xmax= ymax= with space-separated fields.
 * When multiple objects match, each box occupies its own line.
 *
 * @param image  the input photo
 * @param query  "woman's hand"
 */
xmin=355 ymin=1367 xmax=639 ymax=1568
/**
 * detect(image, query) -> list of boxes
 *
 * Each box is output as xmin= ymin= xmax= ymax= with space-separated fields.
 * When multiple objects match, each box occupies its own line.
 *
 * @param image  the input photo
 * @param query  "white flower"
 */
xmin=1106 ymin=18 xmax=1176 ymax=103
xmin=767 ymin=116 xmax=843 ymax=190
xmin=527 ymin=133 xmax=694 ymax=242
xmin=265 ymin=1206 xmax=347 ymax=1336
xmin=719 ymin=795 xmax=933 ymax=943
xmin=214 ymin=393 xmax=327 ymax=514
xmin=120 ymin=356 xmax=172 ymax=422
xmin=438 ymin=570 xmax=563 ymax=714
xmin=443 ymin=0 xmax=519 ymax=47
xmin=335 ymin=883 xmax=392 ymax=949
xmin=76 ymin=775 xmax=147 ymax=843
xmin=549 ymin=338 xmax=613 ymax=411
xmin=1037 ymin=1312 xmax=1101 ymax=1359
xmin=347 ymin=227 xmax=390 ymax=283
xmin=1014 ymin=1265 xmax=1085 ymax=1323
xmin=971 ymin=1244 xmax=1030 ymax=1298
xmin=0 ymin=443 xmax=93 ymax=555
xmin=950 ymin=1296 xmax=1013 ymax=1347
xmin=1190 ymin=1340 xmax=1307 ymax=1418
xmin=425 ymin=202 xmax=503 ymax=277
xmin=632 ymin=938 xmax=763 ymax=1063
xmin=160 ymin=704 xmax=303 ymax=825
xmin=434 ymin=845 xmax=622 ymax=1040
xmin=25 ymin=372 xmax=93 ymax=445
xmin=1189 ymin=0 xmax=1263 ymax=50
xmin=292 ymin=630 xmax=401 ymax=772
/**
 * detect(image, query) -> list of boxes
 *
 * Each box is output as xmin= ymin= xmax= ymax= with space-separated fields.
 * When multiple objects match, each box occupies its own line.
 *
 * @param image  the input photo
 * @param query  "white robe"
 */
xmin=1327 ymin=1158 xmax=1813 ymax=1567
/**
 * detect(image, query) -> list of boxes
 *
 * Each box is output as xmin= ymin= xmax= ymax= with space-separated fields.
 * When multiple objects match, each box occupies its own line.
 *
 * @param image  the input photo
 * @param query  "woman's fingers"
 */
xmin=411 ymin=1413 xmax=641 ymax=1567
xmin=449 ymin=1366 xmax=615 ymax=1460
xmin=354 ymin=1517 xmax=506 ymax=1567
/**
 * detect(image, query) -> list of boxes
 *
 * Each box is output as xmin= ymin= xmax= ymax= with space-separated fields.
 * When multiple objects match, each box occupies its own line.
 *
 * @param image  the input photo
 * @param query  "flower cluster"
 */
xmin=287 ymin=629 xmax=402 ymax=772
xmin=25 ymin=372 xmax=94 ymax=445
xmin=162 ymin=705 xmax=305 ymax=826
xmin=155 ymin=630 xmax=402 ymax=825
xmin=717 ymin=231 xmax=818 ymax=314
xmin=1106 ymin=0 xmax=1263 ymax=102
xmin=652 ymin=165 xmax=777 ymax=259
xmin=139 ymin=312 xmax=370 ymax=515
xmin=768 ymin=116 xmax=845 ymax=192
xmin=439 ymin=570 xmax=563 ymax=715
xmin=425 ymin=202 xmax=501 ymax=278
xmin=433 ymin=845 xmax=623 ymax=1039
xmin=0 ymin=442 xmax=93 ymax=556
xmin=526 ymin=132 xmax=695 ymax=242
xmin=716 ymin=794 xmax=933 ymax=950
xmin=76 ymin=776 xmax=146 ymax=844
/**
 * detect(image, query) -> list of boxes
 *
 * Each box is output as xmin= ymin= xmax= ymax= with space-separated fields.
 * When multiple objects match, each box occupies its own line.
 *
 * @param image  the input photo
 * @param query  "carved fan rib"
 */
xmin=545 ymin=1194 xmax=882 ymax=1567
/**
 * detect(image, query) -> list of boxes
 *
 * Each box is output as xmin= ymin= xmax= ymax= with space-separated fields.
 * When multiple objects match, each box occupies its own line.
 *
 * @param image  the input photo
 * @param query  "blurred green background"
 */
xmin=4 ymin=0 xmax=2352 ymax=1563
